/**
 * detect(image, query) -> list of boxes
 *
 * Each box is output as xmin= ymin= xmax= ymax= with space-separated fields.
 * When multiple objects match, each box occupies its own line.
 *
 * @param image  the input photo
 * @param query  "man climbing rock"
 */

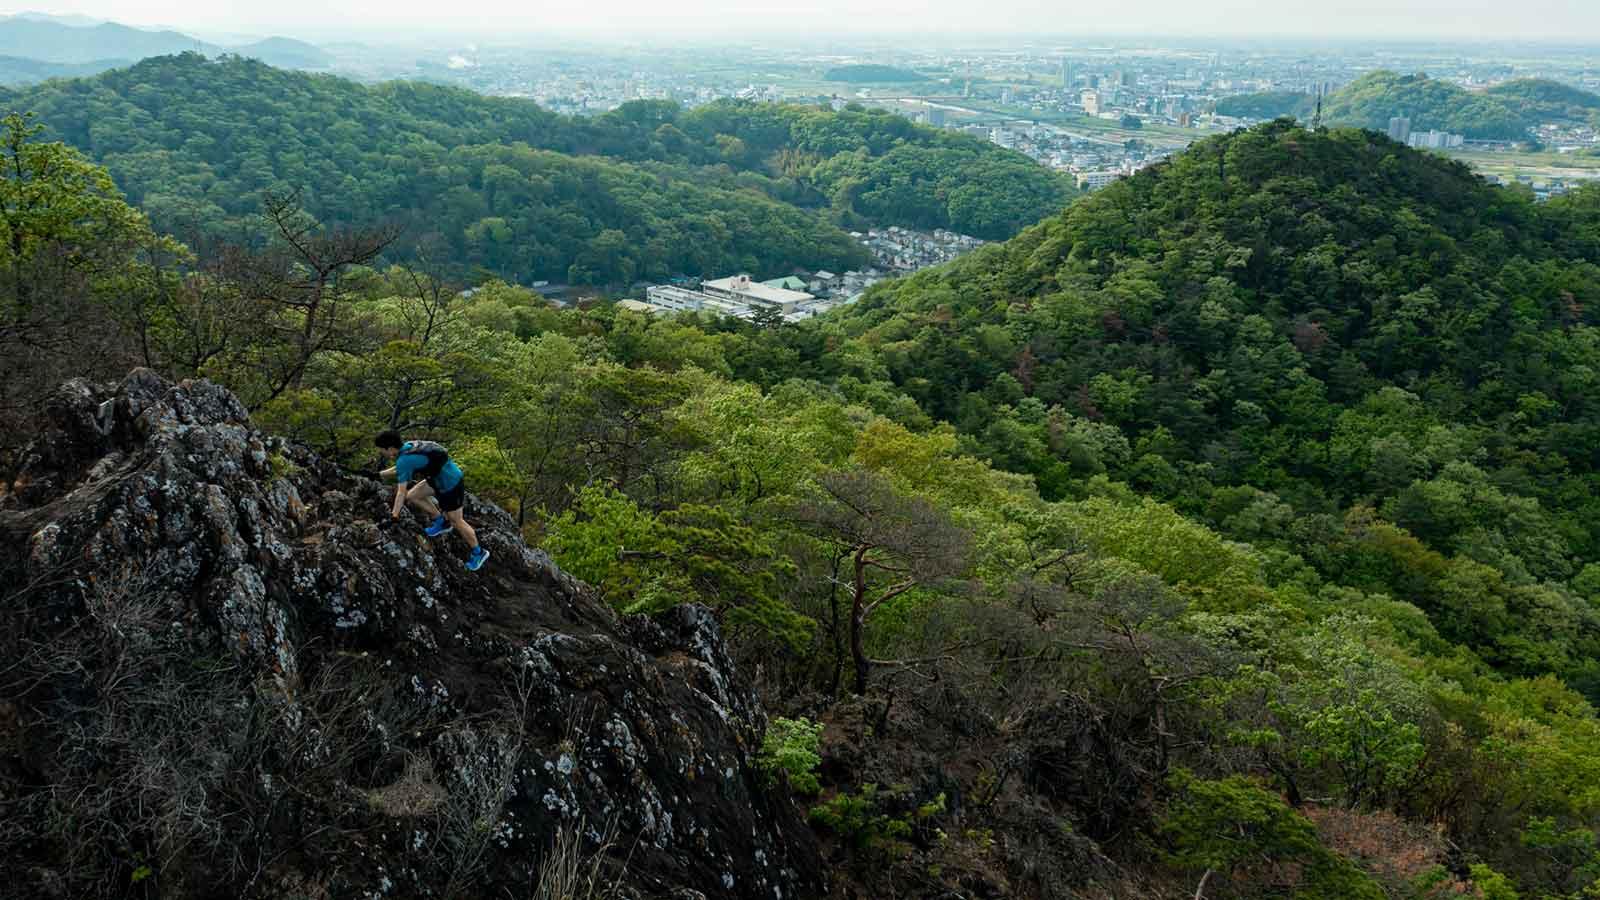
xmin=375 ymin=430 xmax=489 ymax=571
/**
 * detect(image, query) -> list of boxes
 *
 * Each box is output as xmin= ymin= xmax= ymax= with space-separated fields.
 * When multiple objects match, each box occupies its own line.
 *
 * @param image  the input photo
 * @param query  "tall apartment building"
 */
xmin=1387 ymin=114 xmax=1412 ymax=143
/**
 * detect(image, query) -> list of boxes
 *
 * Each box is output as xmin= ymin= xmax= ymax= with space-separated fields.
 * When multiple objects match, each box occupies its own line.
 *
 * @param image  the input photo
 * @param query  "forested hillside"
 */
xmin=1214 ymin=89 xmax=1313 ymax=119
xmin=0 ymin=53 xmax=1073 ymax=285
xmin=1320 ymin=70 xmax=1600 ymax=138
xmin=12 ymin=105 xmax=1600 ymax=898
xmin=1221 ymin=72 xmax=1600 ymax=138
xmin=813 ymin=120 xmax=1600 ymax=679
xmin=1486 ymin=77 xmax=1600 ymax=114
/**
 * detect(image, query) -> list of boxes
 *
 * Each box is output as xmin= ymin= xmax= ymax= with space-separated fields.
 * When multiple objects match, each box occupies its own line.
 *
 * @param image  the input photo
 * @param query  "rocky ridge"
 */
xmin=0 ymin=370 xmax=819 ymax=899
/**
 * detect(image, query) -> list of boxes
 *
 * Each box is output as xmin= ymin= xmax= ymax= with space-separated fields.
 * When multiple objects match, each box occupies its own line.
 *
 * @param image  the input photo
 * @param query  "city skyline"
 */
xmin=5 ymin=0 xmax=1600 ymax=43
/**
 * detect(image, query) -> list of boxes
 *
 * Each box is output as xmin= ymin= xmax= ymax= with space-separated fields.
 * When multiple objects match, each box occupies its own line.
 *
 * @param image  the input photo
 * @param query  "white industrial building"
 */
xmin=700 ymin=274 xmax=813 ymax=314
xmin=644 ymin=284 xmax=711 ymax=311
xmin=639 ymin=275 xmax=815 ymax=320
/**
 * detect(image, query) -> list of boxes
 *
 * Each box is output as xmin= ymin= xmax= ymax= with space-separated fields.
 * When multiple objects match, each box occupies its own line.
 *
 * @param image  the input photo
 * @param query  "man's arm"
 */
xmin=387 ymin=455 xmax=412 ymax=519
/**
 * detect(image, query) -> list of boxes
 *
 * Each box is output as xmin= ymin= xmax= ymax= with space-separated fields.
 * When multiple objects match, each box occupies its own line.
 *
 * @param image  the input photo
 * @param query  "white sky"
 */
xmin=7 ymin=0 xmax=1600 ymax=42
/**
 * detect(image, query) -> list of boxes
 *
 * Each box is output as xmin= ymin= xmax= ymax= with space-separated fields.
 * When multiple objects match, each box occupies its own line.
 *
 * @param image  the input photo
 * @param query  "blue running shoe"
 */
xmin=466 ymin=546 xmax=490 ymax=572
xmin=424 ymin=515 xmax=449 ymax=537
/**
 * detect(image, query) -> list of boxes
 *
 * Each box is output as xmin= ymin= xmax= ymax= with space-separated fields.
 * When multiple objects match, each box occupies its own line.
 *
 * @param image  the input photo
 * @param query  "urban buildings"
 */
xmin=1076 ymin=170 xmax=1124 ymax=191
xmin=1409 ymin=129 xmax=1465 ymax=149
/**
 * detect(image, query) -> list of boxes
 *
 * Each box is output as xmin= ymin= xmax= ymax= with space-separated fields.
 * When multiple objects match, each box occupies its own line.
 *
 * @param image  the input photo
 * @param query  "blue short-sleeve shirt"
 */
xmin=395 ymin=449 xmax=463 ymax=491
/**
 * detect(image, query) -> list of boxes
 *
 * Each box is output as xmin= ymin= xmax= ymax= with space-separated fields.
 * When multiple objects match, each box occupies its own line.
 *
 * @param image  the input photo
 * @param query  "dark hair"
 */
xmin=374 ymin=430 xmax=404 ymax=450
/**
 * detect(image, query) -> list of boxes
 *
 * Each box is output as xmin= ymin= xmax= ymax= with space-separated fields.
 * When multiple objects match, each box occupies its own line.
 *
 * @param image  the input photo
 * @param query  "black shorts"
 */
xmin=433 ymin=480 xmax=465 ymax=513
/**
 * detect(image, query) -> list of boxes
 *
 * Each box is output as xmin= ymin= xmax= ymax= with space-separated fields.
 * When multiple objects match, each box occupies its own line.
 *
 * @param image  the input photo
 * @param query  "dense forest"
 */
xmin=14 ymin=91 xmax=1600 ymax=898
xmin=810 ymin=120 xmax=1600 ymax=680
xmin=0 ymin=54 xmax=1074 ymax=286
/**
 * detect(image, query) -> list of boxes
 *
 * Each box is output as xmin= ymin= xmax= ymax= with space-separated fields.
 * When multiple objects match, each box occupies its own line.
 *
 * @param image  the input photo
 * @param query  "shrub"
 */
xmin=757 ymin=717 xmax=823 ymax=795
xmin=808 ymin=783 xmax=946 ymax=855
xmin=1159 ymin=770 xmax=1385 ymax=899
xmin=809 ymin=784 xmax=912 ymax=851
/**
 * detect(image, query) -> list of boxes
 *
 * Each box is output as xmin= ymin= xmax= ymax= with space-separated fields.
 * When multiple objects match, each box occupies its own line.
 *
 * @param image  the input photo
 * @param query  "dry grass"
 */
xmin=532 ymin=817 xmax=630 ymax=900
xmin=367 ymin=753 xmax=447 ymax=817
xmin=1303 ymin=805 xmax=1472 ymax=896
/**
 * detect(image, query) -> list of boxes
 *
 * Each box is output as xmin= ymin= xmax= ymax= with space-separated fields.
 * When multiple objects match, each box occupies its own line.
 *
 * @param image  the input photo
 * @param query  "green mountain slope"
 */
xmin=1321 ymin=70 xmax=1600 ymax=139
xmin=1214 ymin=89 xmax=1313 ymax=119
xmin=0 ymin=54 xmax=1072 ymax=283
xmin=810 ymin=120 xmax=1600 ymax=675
xmin=0 ymin=53 xmax=871 ymax=283
xmin=670 ymin=98 xmax=1078 ymax=237
xmin=1486 ymin=76 xmax=1600 ymax=120
xmin=1222 ymin=72 xmax=1600 ymax=139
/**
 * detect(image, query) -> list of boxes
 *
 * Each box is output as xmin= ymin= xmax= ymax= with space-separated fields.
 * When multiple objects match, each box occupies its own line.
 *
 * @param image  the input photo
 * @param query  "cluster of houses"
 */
xmin=856 ymin=226 xmax=985 ymax=271
xmin=614 ymin=226 xmax=985 ymax=322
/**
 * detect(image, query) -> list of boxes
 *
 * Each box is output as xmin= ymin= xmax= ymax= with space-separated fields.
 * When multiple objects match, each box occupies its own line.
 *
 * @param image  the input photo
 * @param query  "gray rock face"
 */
xmin=0 ymin=370 xmax=820 ymax=899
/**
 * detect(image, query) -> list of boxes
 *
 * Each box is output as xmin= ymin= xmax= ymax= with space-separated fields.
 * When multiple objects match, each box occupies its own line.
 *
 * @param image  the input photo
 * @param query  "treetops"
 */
xmin=791 ymin=121 xmax=1600 ymax=678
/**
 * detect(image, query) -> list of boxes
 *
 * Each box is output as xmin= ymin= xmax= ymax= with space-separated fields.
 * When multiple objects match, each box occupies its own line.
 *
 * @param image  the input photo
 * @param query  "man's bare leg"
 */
xmin=405 ymin=482 xmax=441 ymax=516
xmin=446 ymin=508 xmax=479 ymax=549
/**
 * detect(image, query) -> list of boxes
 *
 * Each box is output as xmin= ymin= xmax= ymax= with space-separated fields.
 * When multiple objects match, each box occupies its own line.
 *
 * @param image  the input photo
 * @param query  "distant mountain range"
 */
xmin=0 ymin=13 xmax=331 ymax=82
xmin=4 ymin=10 xmax=109 ymax=26
xmin=229 ymin=36 xmax=333 ymax=69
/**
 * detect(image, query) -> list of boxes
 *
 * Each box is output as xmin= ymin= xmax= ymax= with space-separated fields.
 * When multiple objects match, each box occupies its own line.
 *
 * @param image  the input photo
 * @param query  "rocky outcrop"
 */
xmin=0 ymin=370 xmax=819 ymax=899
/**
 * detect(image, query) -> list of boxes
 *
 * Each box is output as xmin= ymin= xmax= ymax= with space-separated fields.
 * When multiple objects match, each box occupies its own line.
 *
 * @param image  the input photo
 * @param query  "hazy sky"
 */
xmin=8 ymin=0 xmax=1600 ymax=42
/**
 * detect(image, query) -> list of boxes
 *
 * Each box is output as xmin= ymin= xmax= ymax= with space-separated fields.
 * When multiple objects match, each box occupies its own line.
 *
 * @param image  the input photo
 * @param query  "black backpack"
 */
xmin=401 ymin=440 xmax=450 ymax=481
